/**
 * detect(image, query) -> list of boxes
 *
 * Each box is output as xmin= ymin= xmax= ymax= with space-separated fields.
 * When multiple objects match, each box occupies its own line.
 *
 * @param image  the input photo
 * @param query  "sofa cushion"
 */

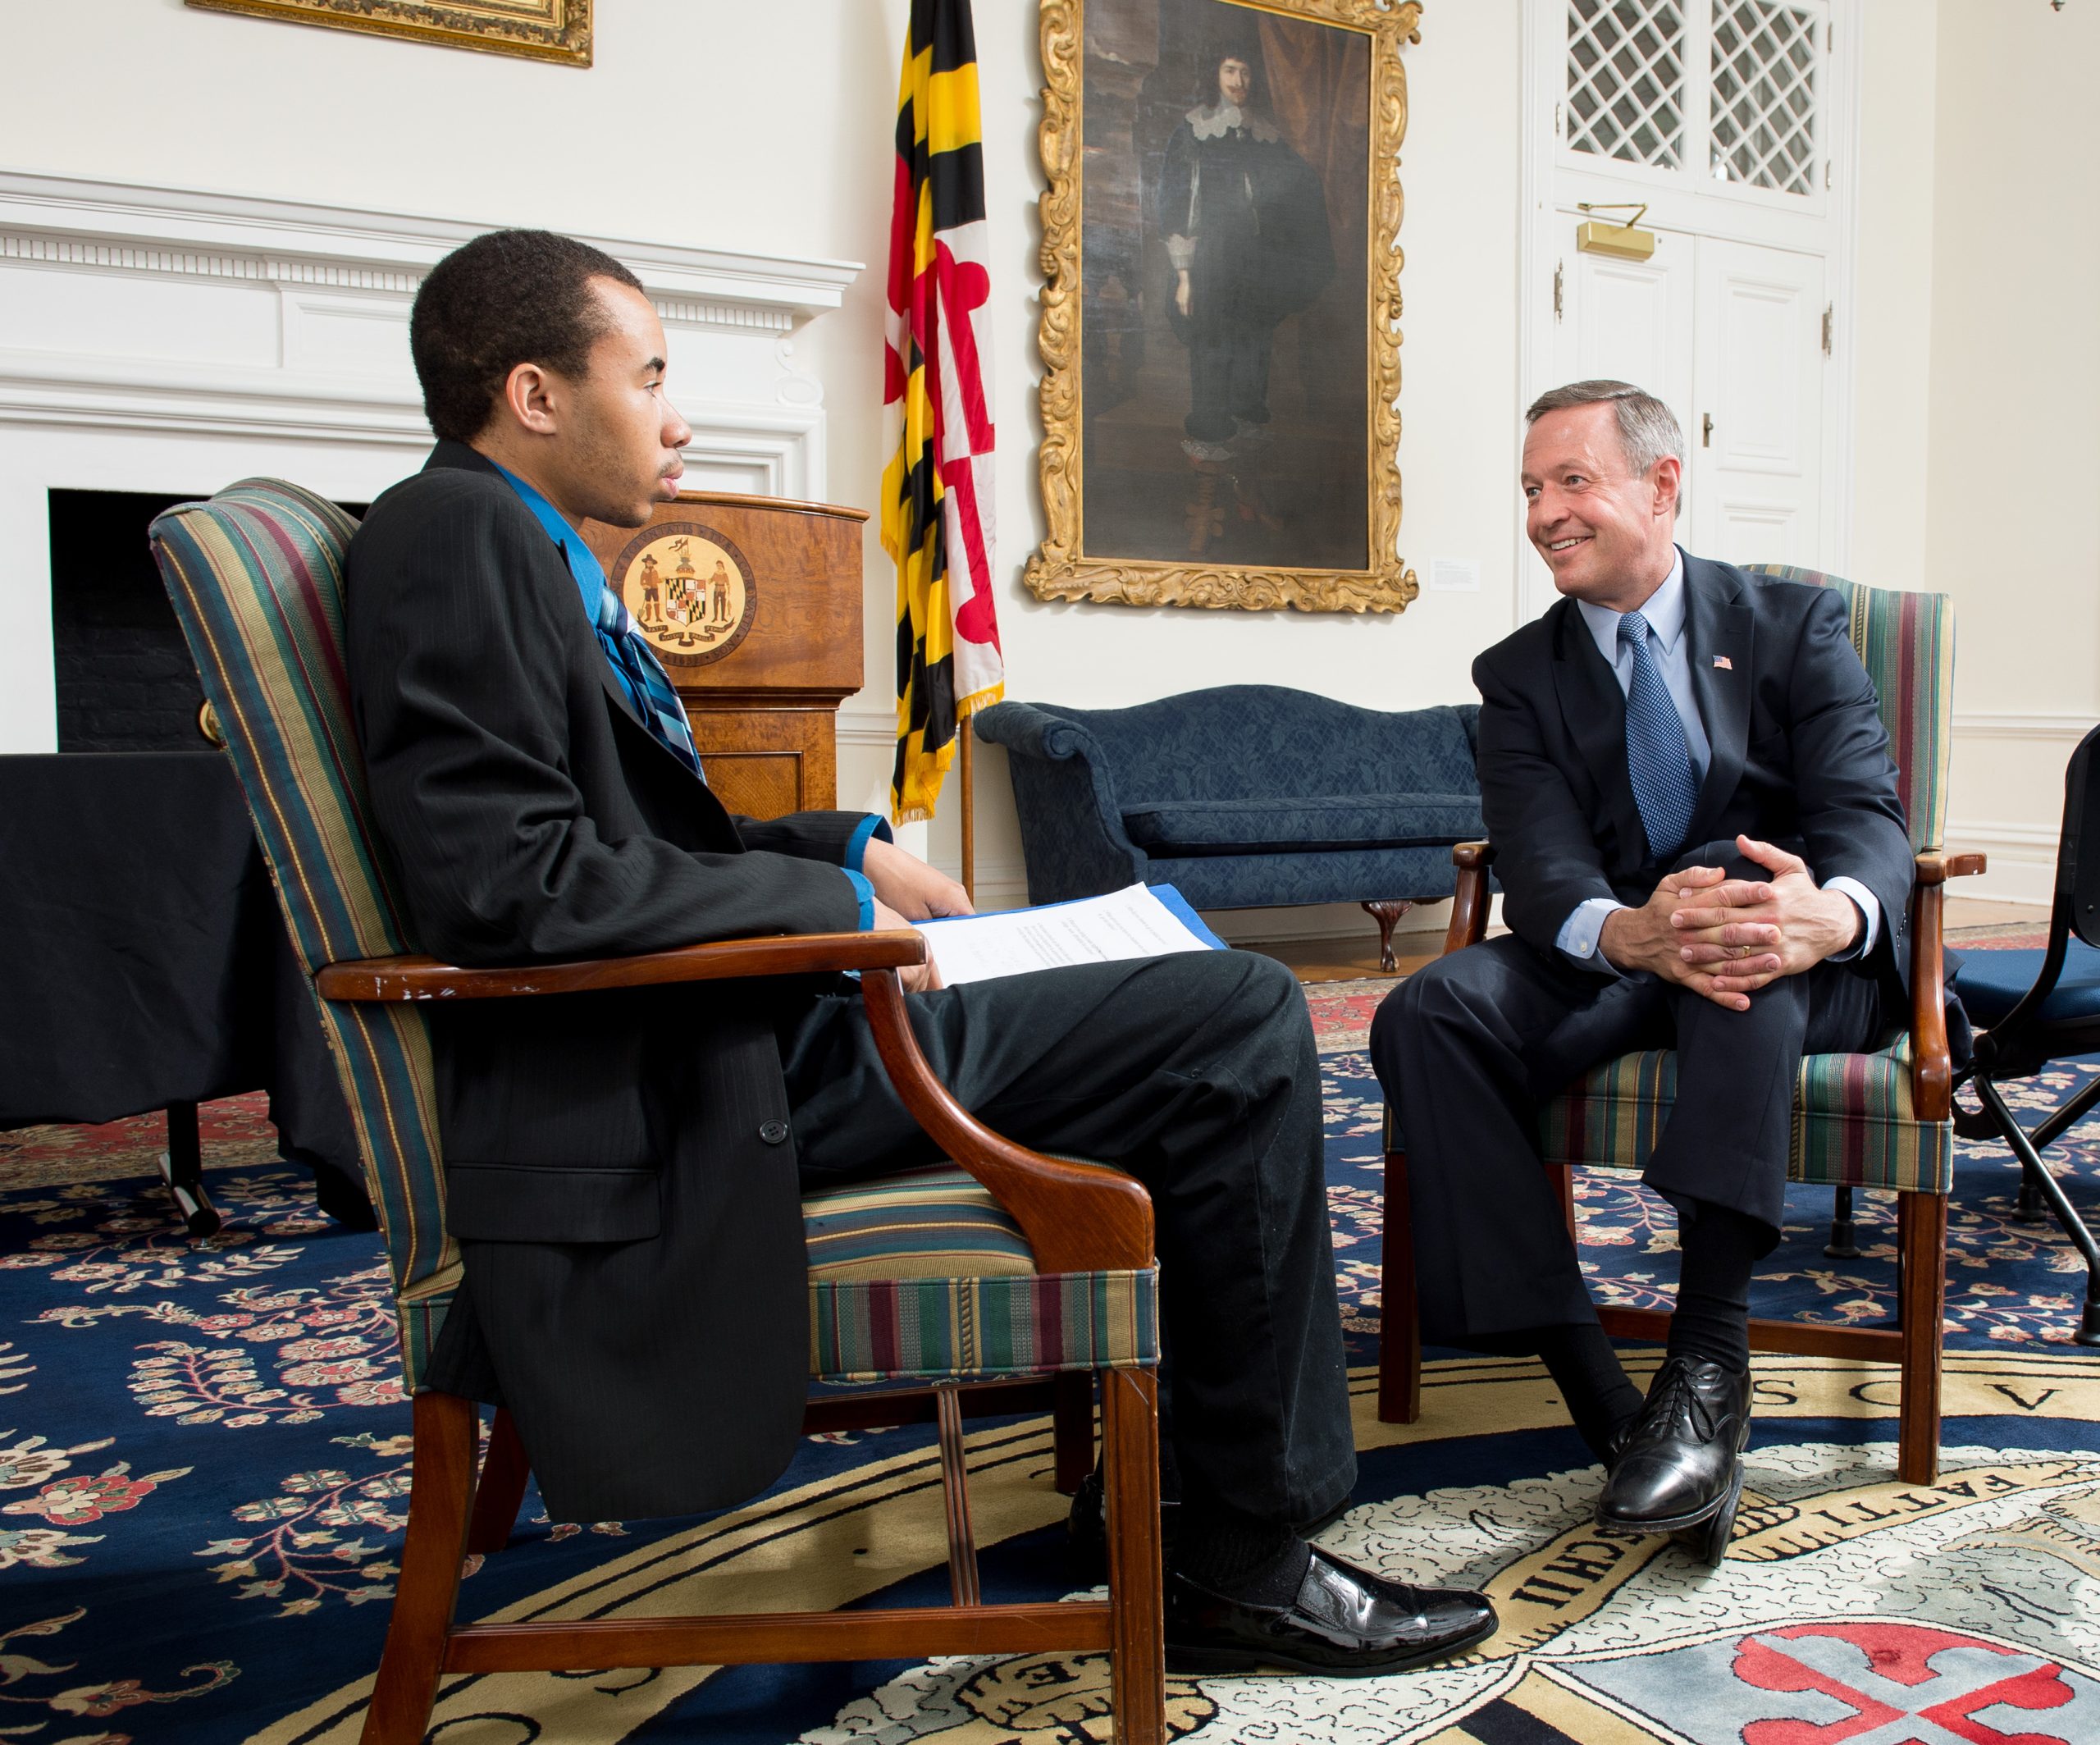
xmin=1121 ymin=793 xmax=1485 ymax=856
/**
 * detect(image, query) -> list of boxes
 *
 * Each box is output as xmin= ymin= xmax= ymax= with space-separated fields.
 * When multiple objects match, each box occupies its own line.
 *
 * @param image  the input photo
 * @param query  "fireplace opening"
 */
xmin=49 ymin=489 xmax=363 ymax=751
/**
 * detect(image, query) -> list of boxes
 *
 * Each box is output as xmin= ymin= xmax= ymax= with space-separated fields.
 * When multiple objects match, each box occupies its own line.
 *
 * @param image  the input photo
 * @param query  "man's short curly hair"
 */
xmin=410 ymin=230 xmax=645 ymax=443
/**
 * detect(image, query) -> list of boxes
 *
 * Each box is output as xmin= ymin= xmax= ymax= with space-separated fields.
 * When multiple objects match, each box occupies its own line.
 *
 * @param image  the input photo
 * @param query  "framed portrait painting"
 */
xmin=185 ymin=0 xmax=590 ymax=66
xmin=1027 ymin=0 xmax=1422 ymax=614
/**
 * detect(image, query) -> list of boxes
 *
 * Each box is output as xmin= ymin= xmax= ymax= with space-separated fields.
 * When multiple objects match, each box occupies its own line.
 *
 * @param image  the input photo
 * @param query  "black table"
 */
xmin=0 ymin=752 xmax=369 ymax=1229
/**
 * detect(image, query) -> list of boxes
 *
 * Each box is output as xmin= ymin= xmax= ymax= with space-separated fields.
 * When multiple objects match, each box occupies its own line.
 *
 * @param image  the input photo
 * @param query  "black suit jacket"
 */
xmin=1473 ymin=552 xmax=1916 ymax=995
xmin=347 ymin=441 xmax=874 ymax=1522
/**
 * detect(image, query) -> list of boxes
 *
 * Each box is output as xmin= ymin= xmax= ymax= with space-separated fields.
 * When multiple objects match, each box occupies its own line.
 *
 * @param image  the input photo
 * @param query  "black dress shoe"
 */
xmin=1596 ymin=1354 xmax=1751 ymax=1533
xmin=1165 ymin=1547 xmax=1496 ymax=1677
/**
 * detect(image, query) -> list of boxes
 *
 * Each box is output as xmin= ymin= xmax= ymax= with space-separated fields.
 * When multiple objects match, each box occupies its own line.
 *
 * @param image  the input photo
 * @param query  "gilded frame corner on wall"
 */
xmin=1027 ymin=0 xmax=1422 ymax=614
xmin=185 ymin=0 xmax=591 ymax=66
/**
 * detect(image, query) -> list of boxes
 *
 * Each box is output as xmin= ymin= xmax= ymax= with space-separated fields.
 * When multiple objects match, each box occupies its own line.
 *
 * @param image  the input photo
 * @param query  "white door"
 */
xmin=1688 ymin=236 xmax=1826 ymax=564
xmin=1550 ymin=211 xmax=1697 ymax=443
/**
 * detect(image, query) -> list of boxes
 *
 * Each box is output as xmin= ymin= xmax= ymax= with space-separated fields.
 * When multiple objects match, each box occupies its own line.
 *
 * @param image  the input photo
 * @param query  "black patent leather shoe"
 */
xmin=1165 ymin=1547 xmax=1497 ymax=1677
xmin=1596 ymin=1354 xmax=1752 ymax=1533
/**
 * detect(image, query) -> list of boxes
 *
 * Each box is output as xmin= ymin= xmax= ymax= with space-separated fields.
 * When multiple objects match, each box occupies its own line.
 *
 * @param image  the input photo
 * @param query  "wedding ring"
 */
xmin=1728 ymin=943 xmax=1749 ymax=960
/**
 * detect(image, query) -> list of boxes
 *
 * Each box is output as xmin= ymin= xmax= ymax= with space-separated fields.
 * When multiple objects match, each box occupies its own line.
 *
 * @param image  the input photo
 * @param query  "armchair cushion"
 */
xmin=1121 ymin=793 xmax=1485 ymax=856
xmin=804 ymin=1165 xmax=1156 ymax=1382
xmin=1535 ymin=1030 xmax=1952 ymax=1194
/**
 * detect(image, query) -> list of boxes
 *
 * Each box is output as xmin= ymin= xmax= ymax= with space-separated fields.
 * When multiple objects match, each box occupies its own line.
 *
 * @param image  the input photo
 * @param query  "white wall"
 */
xmin=5 ymin=0 xmax=2089 ymax=916
xmin=1920 ymin=0 xmax=2100 ymax=902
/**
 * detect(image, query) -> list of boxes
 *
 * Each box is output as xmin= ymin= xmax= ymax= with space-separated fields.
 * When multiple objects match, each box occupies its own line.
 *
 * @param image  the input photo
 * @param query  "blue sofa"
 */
xmin=973 ymin=686 xmax=1485 ymax=965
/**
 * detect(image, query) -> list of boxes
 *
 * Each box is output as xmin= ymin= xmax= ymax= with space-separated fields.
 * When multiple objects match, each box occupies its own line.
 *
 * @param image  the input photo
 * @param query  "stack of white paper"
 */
xmin=912 ymin=882 xmax=1226 ymax=986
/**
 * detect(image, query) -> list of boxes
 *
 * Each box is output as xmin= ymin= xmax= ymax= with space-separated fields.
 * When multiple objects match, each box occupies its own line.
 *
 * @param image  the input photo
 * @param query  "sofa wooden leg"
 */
xmin=1101 ymin=1366 xmax=1166 ymax=1745
xmin=361 ymin=1391 xmax=477 ymax=1745
xmin=1052 ymin=1371 xmax=1094 ymax=1496
xmin=465 ymin=1406 xmax=529 ymax=1555
xmin=1361 ymin=900 xmax=1415 ymax=975
xmin=1897 ymin=1191 xmax=1947 ymax=1485
xmin=1379 ymin=1149 xmax=1422 ymax=1424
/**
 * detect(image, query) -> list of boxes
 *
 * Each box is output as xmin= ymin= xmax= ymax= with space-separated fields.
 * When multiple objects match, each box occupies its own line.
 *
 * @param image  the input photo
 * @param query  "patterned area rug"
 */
xmin=2 ymin=955 xmax=2098 ymax=1743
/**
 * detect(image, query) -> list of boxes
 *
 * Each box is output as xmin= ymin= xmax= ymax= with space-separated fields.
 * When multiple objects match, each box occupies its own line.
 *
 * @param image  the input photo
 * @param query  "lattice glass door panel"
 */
xmin=1566 ymin=0 xmax=1687 ymax=170
xmin=1710 ymin=0 xmax=1821 ymax=194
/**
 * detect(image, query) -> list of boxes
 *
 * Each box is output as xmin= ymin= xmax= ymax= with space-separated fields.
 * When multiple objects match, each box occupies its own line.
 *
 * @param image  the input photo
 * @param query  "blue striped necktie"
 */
xmin=594 ymin=582 xmax=704 ymax=782
xmin=1618 ymin=609 xmax=1697 ymax=861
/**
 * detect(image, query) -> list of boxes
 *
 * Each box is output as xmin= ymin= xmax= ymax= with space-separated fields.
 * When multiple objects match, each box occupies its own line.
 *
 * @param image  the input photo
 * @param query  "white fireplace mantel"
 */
xmin=0 ymin=171 xmax=863 ymax=751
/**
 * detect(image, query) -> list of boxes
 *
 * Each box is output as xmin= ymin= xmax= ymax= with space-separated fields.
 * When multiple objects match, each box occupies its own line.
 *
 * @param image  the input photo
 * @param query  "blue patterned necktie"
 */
xmin=1618 ymin=609 xmax=1697 ymax=861
xmin=594 ymin=582 xmax=704 ymax=782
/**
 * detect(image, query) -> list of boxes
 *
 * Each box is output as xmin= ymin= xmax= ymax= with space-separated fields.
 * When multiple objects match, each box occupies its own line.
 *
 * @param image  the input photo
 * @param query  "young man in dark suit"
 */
xmin=1372 ymin=381 xmax=1914 ymax=1542
xmin=345 ymin=229 xmax=1494 ymax=1675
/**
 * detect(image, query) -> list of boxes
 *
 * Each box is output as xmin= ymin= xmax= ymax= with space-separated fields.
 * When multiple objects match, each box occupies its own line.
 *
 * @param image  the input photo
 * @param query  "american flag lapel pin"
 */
xmin=1713 ymin=656 xmax=1733 ymax=670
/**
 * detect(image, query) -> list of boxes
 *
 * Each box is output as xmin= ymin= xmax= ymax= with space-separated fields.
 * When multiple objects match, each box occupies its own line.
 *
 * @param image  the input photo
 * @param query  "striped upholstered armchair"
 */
xmin=1376 ymin=568 xmax=1983 ymax=1488
xmin=149 ymin=482 xmax=1169 ymax=1745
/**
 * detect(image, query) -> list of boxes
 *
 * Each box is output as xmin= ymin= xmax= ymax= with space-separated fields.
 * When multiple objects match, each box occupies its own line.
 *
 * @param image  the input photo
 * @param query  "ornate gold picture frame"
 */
xmin=186 ymin=0 xmax=591 ymax=66
xmin=1028 ymin=0 xmax=1421 ymax=614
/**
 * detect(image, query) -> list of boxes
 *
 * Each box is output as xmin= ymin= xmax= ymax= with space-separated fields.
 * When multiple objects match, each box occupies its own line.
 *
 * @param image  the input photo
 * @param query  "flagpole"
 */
xmin=959 ymin=714 xmax=976 ymax=905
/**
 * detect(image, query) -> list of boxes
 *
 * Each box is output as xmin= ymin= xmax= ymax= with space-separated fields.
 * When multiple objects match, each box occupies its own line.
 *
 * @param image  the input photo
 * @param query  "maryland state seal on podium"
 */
xmin=607 ymin=522 xmax=756 ymax=669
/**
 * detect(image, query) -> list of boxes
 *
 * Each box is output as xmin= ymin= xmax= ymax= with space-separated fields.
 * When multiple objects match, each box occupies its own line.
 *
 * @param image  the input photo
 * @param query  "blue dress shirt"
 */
xmin=490 ymin=461 xmax=880 ymax=926
xmin=1554 ymin=548 xmax=1879 ymax=975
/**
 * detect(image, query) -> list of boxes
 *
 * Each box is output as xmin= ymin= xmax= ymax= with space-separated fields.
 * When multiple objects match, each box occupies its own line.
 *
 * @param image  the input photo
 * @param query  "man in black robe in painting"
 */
xmin=1158 ymin=46 xmax=1333 ymax=509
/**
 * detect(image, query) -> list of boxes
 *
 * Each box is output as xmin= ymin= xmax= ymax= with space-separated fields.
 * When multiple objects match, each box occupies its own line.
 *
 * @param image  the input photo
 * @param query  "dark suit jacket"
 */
xmin=347 ymin=441 xmax=873 ymax=1522
xmin=1473 ymin=551 xmax=1916 ymax=996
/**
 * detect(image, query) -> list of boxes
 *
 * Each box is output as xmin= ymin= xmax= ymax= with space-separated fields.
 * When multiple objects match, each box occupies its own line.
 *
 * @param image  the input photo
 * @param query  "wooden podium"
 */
xmin=581 ymin=491 xmax=868 ymax=820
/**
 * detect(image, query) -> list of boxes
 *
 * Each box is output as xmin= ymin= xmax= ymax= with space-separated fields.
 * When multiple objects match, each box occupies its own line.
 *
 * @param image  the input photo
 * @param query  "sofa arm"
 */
xmin=972 ymin=701 xmax=1147 ymax=902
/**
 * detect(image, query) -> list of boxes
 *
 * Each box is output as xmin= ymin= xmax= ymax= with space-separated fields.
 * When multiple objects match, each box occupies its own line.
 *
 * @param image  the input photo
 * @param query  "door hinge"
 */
xmin=1554 ymin=260 xmax=1564 ymax=322
xmin=1826 ymin=158 xmax=1833 ymax=190
xmin=1822 ymin=304 xmax=1833 ymax=356
xmin=1827 ymin=20 xmax=1833 ymax=52
xmin=1554 ymin=101 xmax=1564 ymax=140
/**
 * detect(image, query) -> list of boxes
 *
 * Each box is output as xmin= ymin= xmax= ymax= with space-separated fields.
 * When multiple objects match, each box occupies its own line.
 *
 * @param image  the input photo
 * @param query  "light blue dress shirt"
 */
xmin=1554 ymin=548 xmax=1879 ymax=975
xmin=489 ymin=460 xmax=882 ymax=927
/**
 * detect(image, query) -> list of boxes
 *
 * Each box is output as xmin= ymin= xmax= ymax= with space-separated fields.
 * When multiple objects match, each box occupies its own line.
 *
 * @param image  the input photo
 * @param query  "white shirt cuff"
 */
xmin=1557 ymin=897 xmax=1628 ymax=976
xmin=1824 ymin=876 xmax=1880 ymax=962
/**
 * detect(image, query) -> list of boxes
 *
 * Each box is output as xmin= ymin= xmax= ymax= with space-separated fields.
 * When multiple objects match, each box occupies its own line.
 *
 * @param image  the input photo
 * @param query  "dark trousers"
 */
xmin=1369 ymin=864 xmax=1887 ymax=1346
xmin=1185 ymin=318 xmax=1276 ymax=442
xmin=780 ymin=948 xmax=1355 ymax=1530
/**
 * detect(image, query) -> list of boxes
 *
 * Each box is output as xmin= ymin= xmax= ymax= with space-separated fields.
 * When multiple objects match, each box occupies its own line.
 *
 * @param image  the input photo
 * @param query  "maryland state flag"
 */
xmin=881 ymin=0 xmax=1000 ymax=823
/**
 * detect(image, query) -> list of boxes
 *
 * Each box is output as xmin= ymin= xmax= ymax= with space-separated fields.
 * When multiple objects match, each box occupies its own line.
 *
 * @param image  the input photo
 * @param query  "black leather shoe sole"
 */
xmin=1681 ymin=1461 xmax=1746 ymax=1566
xmin=1166 ymin=1607 xmax=1496 ymax=1679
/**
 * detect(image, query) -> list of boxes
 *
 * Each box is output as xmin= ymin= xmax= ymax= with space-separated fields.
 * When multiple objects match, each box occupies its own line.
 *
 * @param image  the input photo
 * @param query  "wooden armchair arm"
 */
xmin=1445 ymin=841 xmax=1494 ymax=955
xmin=315 ymin=930 xmax=929 ymax=1001
xmin=1908 ymin=850 xmax=1985 ymax=1121
xmin=317 ymin=930 xmax=1155 ymax=1274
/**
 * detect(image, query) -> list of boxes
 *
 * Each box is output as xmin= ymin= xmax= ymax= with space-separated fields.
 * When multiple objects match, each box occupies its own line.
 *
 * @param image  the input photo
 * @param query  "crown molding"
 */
xmin=0 ymin=170 xmax=863 ymax=329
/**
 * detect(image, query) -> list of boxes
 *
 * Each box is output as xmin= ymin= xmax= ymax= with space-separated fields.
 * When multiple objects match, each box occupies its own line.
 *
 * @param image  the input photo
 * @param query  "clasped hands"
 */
xmin=1597 ymin=834 xmax=1860 ymax=1013
xmin=865 ymin=837 xmax=972 ymax=993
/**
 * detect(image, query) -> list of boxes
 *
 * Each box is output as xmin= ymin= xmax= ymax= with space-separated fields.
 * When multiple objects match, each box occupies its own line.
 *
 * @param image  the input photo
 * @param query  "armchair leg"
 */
xmin=361 ymin=1391 xmax=477 ymax=1745
xmin=1360 ymin=900 xmax=1415 ymax=975
xmin=465 ymin=1407 xmax=530 ymax=1555
xmin=1378 ymin=1149 xmax=1422 ymax=1424
xmin=1101 ymin=1367 xmax=1166 ymax=1745
xmin=1895 ymin=1193 xmax=1947 ymax=1486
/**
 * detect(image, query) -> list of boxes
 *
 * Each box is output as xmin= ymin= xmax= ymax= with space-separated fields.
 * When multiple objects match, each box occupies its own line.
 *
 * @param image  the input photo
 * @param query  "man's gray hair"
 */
xmin=1524 ymin=380 xmax=1686 ymax=476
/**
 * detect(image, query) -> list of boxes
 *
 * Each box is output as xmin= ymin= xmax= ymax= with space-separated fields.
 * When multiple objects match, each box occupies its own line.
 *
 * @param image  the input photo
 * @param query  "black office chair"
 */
xmin=1948 ymin=721 xmax=2100 ymax=1346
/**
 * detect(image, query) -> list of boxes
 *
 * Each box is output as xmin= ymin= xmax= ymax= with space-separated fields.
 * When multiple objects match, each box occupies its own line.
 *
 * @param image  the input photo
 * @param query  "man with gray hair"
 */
xmin=1372 ymin=379 xmax=1915 ymax=1553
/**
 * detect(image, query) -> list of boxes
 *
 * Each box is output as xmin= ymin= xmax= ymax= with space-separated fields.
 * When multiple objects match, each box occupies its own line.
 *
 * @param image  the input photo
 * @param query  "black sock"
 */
xmin=1171 ymin=1505 xmax=1312 ymax=1606
xmin=1668 ymin=1197 xmax=1769 ymax=1373
xmin=1472 ymin=1322 xmax=1641 ymax=1460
